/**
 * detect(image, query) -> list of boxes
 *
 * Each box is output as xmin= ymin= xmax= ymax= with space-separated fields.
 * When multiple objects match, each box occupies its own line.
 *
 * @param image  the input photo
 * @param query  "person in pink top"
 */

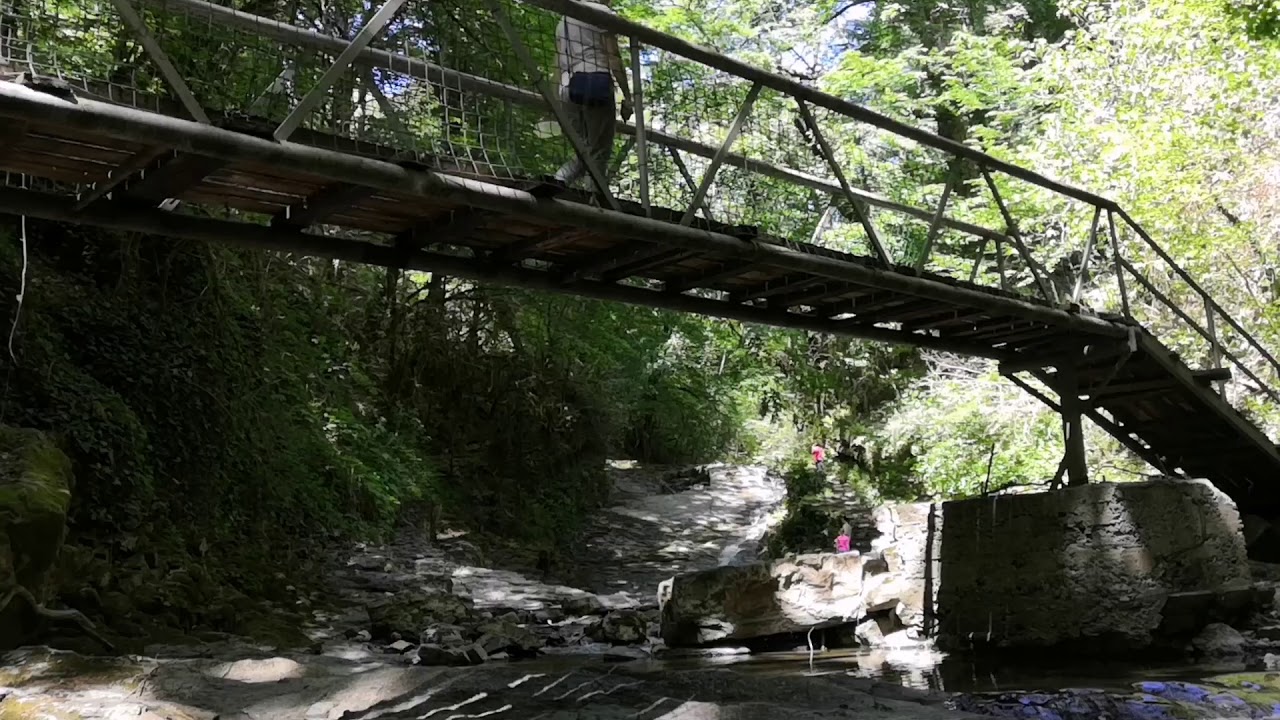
xmin=835 ymin=521 xmax=856 ymax=555
xmin=811 ymin=443 xmax=826 ymax=473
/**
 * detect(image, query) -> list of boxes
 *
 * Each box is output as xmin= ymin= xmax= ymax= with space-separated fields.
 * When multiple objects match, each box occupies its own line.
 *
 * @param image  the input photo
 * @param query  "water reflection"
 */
xmin=651 ymin=646 xmax=1254 ymax=694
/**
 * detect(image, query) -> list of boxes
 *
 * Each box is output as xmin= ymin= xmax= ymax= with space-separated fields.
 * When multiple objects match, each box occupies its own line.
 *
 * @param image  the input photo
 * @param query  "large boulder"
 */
xmin=0 ymin=427 xmax=73 ymax=649
xmin=661 ymin=553 xmax=864 ymax=647
xmin=871 ymin=502 xmax=938 ymax=633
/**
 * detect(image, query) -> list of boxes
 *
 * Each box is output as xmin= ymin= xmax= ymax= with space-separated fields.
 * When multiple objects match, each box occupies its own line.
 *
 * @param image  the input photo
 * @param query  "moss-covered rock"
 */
xmin=367 ymin=591 xmax=474 ymax=641
xmin=233 ymin=612 xmax=315 ymax=650
xmin=0 ymin=426 xmax=73 ymax=649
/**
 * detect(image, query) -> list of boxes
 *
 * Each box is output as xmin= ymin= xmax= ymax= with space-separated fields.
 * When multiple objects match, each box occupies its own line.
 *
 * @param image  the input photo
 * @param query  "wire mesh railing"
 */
xmin=2 ymin=0 xmax=1279 ymax=436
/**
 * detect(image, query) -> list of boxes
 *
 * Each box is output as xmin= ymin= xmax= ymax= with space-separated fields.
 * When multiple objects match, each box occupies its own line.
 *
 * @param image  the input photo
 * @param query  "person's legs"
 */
xmin=580 ymin=101 xmax=616 ymax=191
xmin=553 ymin=75 xmax=615 ymax=189
xmin=553 ymin=85 xmax=590 ymax=184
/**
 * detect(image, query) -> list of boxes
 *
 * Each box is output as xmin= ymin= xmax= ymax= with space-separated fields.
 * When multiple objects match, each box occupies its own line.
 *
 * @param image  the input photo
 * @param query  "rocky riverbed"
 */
xmin=11 ymin=462 xmax=1280 ymax=720
xmin=10 ymin=463 xmax=924 ymax=719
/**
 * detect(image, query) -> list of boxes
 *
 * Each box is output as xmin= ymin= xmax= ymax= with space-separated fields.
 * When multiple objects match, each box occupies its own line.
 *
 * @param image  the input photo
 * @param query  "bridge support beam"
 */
xmin=1056 ymin=358 xmax=1089 ymax=487
xmin=1000 ymin=347 xmax=1096 ymax=487
xmin=0 ymin=186 xmax=1014 ymax=360
xmin=0 ymin=82 xmax=1128 ymax=342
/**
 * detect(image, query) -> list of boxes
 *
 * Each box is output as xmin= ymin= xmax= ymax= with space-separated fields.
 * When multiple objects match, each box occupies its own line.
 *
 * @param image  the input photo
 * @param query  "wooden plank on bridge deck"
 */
xmin=273 ymin=182 xmax=377 ymax=229
xmin=126 ymin=153 xmax=228 ymax=203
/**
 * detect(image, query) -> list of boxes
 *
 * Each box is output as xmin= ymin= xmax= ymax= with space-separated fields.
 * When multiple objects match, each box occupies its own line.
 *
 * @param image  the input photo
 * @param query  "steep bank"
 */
xmin=0 ymin=224 xmax=771 ymax=652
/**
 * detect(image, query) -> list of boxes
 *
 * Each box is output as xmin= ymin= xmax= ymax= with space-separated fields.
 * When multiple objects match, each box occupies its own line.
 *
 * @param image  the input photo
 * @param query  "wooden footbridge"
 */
xmin=4 ymin=0 xmax=1280 ymax=515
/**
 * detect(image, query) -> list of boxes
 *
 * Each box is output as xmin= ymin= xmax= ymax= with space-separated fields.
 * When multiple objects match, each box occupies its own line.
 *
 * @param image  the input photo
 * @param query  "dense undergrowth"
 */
xmin=0 ymin=221 xmax=756 ymax=600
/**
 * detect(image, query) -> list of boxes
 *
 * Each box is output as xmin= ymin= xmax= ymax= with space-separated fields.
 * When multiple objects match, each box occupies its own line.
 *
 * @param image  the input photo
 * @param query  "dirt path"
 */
xmin=571 ymin=463 xmax=785 ymax=598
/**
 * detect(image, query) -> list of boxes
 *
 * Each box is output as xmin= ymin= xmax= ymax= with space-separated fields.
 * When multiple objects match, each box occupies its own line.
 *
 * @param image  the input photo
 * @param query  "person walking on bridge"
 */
xmin=553 ymin=0 xmax=633 ymax=189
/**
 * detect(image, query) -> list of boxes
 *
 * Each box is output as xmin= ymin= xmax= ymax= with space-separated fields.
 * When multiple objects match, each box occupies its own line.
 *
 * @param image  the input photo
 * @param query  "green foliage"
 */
xmin=0 ymin=220 xmax=780 ymax=580
xmin=11 ymin=0 xmax=1280 ymax=617
xmin=1226 ymin=0 xmax=1280 ymax=40
xmin=0 ymin=226 xmax=434 ymax=558
xmin=872 ymin=362 xmax=1064 ymax=498
xmin=765 ymin=460 xmax=870 ymax=556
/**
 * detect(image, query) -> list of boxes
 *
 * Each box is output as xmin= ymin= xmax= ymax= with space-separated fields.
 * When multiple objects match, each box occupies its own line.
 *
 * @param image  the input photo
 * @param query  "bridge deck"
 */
xmin=3 ymin=76 xmax=1280 ymax=515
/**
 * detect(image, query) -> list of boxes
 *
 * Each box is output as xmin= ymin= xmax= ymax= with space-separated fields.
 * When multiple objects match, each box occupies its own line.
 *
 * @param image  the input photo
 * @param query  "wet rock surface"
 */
xmin=953 ymin=674 xmax=1280 ymax=720
xmin=1195 ymin=623 xmax=1248 ymax=658
xmin=0 ymin=466 xmax=988 ymax=717
xmin=0 ymin=463 xmax=820 ymax=718
xmin=300 ymin=463 xmax=788 ymax=666
xmin=11 ymin=460 xmax=1279 ymax=719
xmin=0 ymin=645 xmax=979 ymax=720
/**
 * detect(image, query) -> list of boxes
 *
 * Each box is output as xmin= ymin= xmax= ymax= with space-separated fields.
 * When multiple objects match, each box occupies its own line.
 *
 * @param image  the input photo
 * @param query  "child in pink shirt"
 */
xmin=835 ymin=521 xmax=855 ymax=554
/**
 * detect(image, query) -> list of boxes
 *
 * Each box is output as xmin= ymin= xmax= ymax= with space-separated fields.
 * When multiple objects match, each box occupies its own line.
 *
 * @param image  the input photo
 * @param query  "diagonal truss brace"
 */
xmin=484 ymin=0 xmax=620 ymax=210
xmin=970 ymin=237 xmax=1011 ymax=290
xmin=1071 ymin=206 xmax=1102 ymax=304
xmin=109 ymin=0 xmax=209 ymax=124
xmin=795 ymin=99 xmax=891 ymax=266
xmin=981 ymin=167 xmax=1057 ymax=303
xmin=86 ymin=0 xmax=210 ymax=213
xmin=1105 ymin=209 xmax=1131 ymax=318
xmin=275 ymin=0 xmax=408 ymax=141
xmin=668 ymin=147 xmax=713 ymax=222
xmin=680 ymin=82 xmax=761 ymax=226
xmin=914 ymin=164 xmax=959 ymax=273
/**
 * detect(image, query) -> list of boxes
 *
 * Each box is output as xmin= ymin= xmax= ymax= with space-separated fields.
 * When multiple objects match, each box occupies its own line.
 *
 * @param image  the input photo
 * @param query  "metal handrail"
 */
xmin=1116 ymin=211 xmax=1280 ymax=385
xmin=524 ymin=0 xmax=1279 ymax=407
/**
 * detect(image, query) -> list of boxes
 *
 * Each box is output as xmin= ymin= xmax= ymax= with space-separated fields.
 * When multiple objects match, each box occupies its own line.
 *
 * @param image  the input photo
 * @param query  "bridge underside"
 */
xmin=3 ymin=78 xmax=1280 ymax=516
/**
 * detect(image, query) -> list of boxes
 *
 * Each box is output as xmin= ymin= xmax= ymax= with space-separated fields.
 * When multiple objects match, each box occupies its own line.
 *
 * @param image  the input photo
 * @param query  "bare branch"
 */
xmin=0 ymin=584 xmax=115 ymax=651
xmin=825 ymin=0 xmax=875 ymax=25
